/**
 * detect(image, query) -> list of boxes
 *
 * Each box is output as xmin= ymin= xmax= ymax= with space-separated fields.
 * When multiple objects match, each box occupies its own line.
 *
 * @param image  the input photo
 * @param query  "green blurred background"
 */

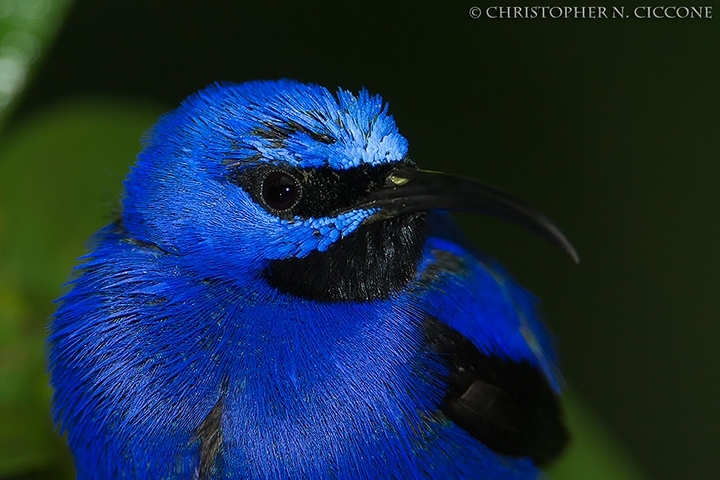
xmin=1 ymin=1 xmax=718 ymax=478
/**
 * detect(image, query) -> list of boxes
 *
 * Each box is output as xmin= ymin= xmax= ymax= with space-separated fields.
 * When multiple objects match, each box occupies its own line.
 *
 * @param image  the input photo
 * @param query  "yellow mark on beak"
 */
xmin=389 ymin=175 xmax=410 ymax=186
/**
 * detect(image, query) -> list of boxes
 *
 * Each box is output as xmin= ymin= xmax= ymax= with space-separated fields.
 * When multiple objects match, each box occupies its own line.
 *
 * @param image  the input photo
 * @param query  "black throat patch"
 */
xmin=264 ymin=213 xmax=428 ymax=302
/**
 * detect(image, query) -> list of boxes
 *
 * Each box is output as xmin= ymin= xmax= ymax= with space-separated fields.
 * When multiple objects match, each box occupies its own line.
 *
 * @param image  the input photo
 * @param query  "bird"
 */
xmin=48 ymin=80 xmax=577 ymax=479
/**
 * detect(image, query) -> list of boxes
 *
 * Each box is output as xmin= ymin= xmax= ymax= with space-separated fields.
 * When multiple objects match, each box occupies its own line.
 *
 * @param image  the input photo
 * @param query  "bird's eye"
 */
xmin=262 ymin=171 xmax=300 ymax=210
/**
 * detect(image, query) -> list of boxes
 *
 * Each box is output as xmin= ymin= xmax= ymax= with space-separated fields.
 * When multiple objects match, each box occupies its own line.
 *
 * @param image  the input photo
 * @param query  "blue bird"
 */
xmin=48 ymin=80 xmax=577 ymax=479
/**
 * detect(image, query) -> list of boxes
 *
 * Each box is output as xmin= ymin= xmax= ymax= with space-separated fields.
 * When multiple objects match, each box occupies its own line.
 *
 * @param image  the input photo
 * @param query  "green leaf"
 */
xmin=0 ymin=0 xmax=75 ymax=131
xmin=0 ymin=98 xmax=164 ymax=478
xmin=549 ymin=392 xmax=647 ymax=479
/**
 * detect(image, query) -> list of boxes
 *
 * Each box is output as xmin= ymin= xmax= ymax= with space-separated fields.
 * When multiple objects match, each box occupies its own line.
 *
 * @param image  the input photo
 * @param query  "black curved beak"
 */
xmin=353 ymin=165 xmax=579 ymax=263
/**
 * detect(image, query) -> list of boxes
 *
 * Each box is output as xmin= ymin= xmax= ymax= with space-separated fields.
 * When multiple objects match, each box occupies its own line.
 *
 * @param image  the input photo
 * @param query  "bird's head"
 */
xmin=121 ymin=80 xmax=576 ymax=301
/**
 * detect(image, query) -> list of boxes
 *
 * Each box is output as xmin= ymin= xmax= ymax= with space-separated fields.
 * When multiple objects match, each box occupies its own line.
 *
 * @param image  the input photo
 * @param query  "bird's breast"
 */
xmin=206 ymin=295 xmax=448 ymax=476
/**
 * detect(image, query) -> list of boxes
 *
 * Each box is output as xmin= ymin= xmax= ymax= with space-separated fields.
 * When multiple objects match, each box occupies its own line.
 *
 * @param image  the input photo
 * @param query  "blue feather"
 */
xmin=49 ymin=80 xmax=571 ymax=479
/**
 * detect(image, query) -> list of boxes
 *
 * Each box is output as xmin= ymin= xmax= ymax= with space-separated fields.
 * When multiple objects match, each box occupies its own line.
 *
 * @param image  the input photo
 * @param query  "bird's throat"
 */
xmin=265 ymin=214 xmax=427 ymax=302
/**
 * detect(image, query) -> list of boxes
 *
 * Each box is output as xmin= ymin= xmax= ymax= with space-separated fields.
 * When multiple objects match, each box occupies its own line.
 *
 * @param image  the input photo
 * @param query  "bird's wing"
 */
xmin=412 ymin=212 xmax=568 ymax=464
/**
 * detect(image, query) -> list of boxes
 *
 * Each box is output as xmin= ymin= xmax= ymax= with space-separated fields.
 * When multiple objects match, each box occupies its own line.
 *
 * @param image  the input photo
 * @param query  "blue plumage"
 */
xmin=48 ymin=80 xmax=574 ymax=479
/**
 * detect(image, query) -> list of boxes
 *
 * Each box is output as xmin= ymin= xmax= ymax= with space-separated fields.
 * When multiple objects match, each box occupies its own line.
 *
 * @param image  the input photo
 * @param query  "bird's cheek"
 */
xmin=264 ymin=209 xmax=377 ymax=260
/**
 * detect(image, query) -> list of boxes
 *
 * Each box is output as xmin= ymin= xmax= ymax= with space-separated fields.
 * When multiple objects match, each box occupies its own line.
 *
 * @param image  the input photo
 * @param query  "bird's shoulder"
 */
xmin=414 ymin=213 xmax=559 ymax=382
xmin=49 ymin=223 xmax=229 ymax=477
xmin=409 ymin=213 xmax=567 ymax=465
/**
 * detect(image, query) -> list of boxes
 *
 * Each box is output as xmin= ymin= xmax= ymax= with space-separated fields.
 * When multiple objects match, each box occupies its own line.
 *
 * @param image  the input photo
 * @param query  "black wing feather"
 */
xmin=424 ymin=316 xmax=568 ymax=465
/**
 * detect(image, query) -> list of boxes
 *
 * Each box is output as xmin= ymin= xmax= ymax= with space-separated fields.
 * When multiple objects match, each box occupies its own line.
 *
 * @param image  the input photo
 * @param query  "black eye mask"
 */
xmin=230 ymin=161 xmax=412 ymax=220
